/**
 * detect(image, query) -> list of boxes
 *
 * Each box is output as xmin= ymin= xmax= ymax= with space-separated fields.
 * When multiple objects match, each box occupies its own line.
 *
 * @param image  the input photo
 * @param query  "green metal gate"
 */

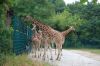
xmin=12 ymin=16 xmax=32 ymax=55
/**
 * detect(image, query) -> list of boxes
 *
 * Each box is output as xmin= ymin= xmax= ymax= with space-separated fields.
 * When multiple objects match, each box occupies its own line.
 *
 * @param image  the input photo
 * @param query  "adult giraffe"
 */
xmin=26 ymin=16 xmax=75 ymax=60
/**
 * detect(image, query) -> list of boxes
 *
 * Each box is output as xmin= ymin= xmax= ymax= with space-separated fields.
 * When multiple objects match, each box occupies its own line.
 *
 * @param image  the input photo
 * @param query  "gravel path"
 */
xmin=28 ymin=49 xmax=100 ymax=66
xmin=50 ymin=49 xmax=100 ymax=66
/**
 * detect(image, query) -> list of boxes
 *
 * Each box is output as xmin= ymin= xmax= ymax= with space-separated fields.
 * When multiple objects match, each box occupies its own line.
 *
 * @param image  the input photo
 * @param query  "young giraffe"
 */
xmin=31 ymin=24 xmax=37 ymax=54
xmin=26 ymin=16 xmax=75 ymax=60
xmin=32 ymin=24 xmax=52 ymax=60
xmin=31 ymin=24 xmax=50 ymax=59
xmin=42 ymin=36 xmax=52 ymax=60
xmin=31 ymin=25 xmax=42 ymax=58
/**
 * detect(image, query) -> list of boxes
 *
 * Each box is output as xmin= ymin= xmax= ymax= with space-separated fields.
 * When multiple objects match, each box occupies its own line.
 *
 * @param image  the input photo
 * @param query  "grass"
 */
xmin=79 ymin=49 xmax=100 ymax=54
xmin=3 ymin=54 xmax=51 ymax=66
xmin=66 ymin=48 xmax=100 ymax=54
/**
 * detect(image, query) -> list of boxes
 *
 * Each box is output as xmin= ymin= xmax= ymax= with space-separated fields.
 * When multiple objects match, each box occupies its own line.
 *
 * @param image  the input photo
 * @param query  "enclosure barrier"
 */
xmin=12 ymin=16 xmax=33 ymax=55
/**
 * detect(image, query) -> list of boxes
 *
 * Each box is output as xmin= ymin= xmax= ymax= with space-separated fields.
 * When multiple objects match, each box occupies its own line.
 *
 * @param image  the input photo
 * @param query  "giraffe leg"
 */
xmin=49 ymin=46 xmax=53 ymax=60
xmin=49 ymin=41 xmax=54 ymax=60
xmin=40 ymin=45 xmax=42 ymax=57
xmin=36 ymin=48 xmax=39 ymax=58
xmin=34 ymin=47 xmax=37 ymax=58
xmin=37 ymin=48 xmax=39 ymax=58
xmin=56 ymin=44 xmax=62 ymax=61
xmin=38 ymin=44 xmax=40 ymax=58
xmin=43 ymin=45 xmax=46 ymax=60
xmin=36 ymin=44 xmax=39 ymax=58
xmin=39 ymin=45 xmax=41 ymax=58
xmin=35 ymin=45 xmax=38 ymax=58
xmin=32 ymin=43 xmax=36 ymax=58
xmin=55 ymin=46 xmax=57 ymax=55
xmin=46 ymin=45 xmax=50 ymax=60
xmin=47 ymin=48 xmax=49 ymax=60
xmin=56 ymin=49 xmax=61 ymax=61
xmin=32 ymin=47 xmax=35 ymax=58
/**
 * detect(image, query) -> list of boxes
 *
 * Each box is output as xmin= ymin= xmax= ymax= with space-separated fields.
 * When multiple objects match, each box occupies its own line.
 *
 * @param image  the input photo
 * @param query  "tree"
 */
xmin=13 ymin=0 xmax=55 ymax=20
xmin=67 ymin=2 xmax=100 ymax=48
xmin=48 ymin=9 xmax=86 ymax=30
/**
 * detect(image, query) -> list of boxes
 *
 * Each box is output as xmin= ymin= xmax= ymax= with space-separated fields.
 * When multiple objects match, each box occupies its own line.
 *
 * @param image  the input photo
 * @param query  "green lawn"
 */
xmin=4 ymin=54 xmax=51 ymax=66
xmin=79 ymin=49 xmax=100 ymax=54
xmin=66 ymin=48 xmax=100 ymax=54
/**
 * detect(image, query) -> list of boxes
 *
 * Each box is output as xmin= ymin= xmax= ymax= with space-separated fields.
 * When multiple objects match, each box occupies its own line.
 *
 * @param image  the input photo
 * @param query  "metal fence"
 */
xmin=12 ymin=16 xmax=33 ymax=55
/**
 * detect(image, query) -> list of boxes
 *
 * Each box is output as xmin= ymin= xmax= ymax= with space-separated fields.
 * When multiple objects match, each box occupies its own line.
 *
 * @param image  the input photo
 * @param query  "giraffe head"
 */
xmin=69 ymin=26 xmax=75 ymax=31
xmin=31 ymin=24 xmax=36 ymax=30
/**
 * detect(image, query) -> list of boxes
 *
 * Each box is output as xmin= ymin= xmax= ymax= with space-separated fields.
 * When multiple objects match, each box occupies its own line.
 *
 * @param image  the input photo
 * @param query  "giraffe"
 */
xmin=31 ymin=24 xmax=43 ymax=58
xmin=31 ymin=24 xmax=52 ymax=60
xmin=26 ymin=16 xmax=75 ymax=60
xmin=42 ymin=36 xmax=52 ymax=60
xmin=31 ymin=24 xmax=37 ymax=55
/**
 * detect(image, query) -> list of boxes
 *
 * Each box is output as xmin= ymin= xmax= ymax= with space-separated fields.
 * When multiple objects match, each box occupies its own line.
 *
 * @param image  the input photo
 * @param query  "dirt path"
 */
xmin=49 ymin=49 xmax=100 ymax=66
xmin=28 ymin=49 xmax=100 ymax=66
xmin=70 ymin=50 xmax=100 ymax=61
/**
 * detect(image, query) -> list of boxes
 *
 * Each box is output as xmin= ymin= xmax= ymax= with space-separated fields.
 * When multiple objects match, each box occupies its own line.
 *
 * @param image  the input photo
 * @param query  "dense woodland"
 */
xmin=0 ymin=0 xmax=100 ymax=65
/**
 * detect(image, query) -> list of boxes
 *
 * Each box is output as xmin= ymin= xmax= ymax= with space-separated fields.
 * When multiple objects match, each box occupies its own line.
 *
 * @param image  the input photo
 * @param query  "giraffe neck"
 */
xmin=32 ymin=19 xmax=50 ymax=30
xmin=34 ymin=29 xmax=37 ymax=34
xmin=61 ymin=28 xmax=73 ymax=37
xmin=31 ymin=18 xmax=54 ymax=37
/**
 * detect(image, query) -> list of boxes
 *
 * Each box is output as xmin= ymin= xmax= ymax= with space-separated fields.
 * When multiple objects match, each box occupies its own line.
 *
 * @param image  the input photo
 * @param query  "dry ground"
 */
xmin=28 ymin=49 xmax=100 ymax=66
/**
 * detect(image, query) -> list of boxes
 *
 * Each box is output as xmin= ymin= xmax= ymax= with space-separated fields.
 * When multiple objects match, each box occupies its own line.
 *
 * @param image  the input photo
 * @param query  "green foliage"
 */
xmin=92 ymin=0 xmax=97 ymax=4
xmin=48 ymin=9 xmax=87 ymax=31
xmin=80 ymin=0 xmax=88 ymax=4
xmin=66 ymin=2 xmax=100 ymax=48
xmin=12 ymin=0 xmax=100 ymax=48
xmin=0 ymin=53 xmax=6 ymax=66
xmin=0 ymin=25 xmax=12 ymax=66
xmin=0 ymin=8 xmax=12 ymax=54
xmin=0 ymin=0 xmax=6 ymax=4
xmin=0 ymin=4 xmax=13 ymax=65
xmin=13 ymin=0 xmax=55 ymax=20
xmin=80 ymin=0 xmax=97 ymax=4
xmin=54 ymin=0 xmax=65 ymax=7
xmin=54 ymin=0 xmax=65 ymax=13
